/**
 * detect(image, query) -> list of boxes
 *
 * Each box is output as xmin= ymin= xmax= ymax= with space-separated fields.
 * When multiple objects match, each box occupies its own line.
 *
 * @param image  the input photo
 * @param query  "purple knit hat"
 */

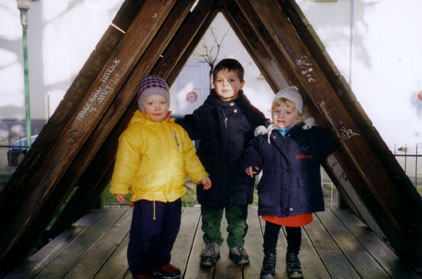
xmin=137 ymin=75 xmax=170 ymax=112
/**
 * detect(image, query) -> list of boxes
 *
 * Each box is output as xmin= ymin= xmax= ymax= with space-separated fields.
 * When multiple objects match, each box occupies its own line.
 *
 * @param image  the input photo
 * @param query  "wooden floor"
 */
xmin=5 ymin=206 xmax=420 ymax=279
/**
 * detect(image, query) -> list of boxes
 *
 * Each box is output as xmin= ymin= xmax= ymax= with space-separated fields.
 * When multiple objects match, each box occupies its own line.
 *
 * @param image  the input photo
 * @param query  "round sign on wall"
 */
xmin=186 ymin=91 xmax=198 ymax=103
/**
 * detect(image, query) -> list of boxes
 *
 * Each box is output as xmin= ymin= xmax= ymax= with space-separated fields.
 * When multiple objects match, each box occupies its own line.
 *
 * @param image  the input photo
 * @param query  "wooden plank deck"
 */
xmin=5 ymin=206 xmax=420 ymax=279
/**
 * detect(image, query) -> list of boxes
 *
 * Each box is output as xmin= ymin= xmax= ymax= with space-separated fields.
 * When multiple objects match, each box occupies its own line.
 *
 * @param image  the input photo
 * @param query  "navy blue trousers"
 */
xmin=127 ymin=199 xmax=181 ymax=275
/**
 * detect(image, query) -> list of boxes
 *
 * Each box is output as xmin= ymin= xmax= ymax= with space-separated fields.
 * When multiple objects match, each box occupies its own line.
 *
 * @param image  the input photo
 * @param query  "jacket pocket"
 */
xmin=257 ymin=175 xmax=273 ymax=208
xmin=258 ymin=189 xmax=273 ymax=208
xmin=296 ymin=172 xmax=320 ymax=207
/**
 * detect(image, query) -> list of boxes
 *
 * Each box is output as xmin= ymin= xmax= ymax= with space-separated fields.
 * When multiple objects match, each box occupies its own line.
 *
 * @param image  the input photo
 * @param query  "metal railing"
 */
xmin=393 ymin=144 xmax=421 ymax=188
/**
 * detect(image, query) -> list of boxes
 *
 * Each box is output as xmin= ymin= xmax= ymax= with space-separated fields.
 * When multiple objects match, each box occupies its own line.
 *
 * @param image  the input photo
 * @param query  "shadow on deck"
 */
xmin=5 ymin=206 xmax=420 ymax=279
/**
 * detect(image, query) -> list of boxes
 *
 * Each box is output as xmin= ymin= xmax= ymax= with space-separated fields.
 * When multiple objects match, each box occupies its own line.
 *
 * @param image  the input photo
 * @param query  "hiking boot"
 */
xmin=133 ymin=274 xmax=153 ymax=279
xmin=229 ymin=246 xmax=250 ymax=265
xmin=153 ymin=263 xmax=181 ymax=279
xmin=260 ymin=253 xmax=276 ymax=279
xmin=286 ymin=253 xmax=303 ymax=278
xmin=200 ymin=242 xmax=220 ymax=266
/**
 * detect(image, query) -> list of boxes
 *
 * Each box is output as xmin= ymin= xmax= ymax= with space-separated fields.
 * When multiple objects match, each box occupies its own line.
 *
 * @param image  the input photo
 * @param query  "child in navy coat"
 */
xmin=242 ymin=86 xmax=339 ymax=279
xmin=176 ymin=59 xmax=266 ymax=267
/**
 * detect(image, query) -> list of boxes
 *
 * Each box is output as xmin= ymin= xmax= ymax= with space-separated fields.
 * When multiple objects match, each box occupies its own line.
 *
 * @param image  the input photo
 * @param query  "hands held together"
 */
xmin=200 ymin=177 xmax=212 ymax=190
xmin=245 ymin=166 xmax=260 ymax=178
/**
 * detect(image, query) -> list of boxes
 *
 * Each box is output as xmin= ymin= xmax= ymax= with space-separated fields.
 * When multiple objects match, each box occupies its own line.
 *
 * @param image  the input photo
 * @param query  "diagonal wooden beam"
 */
xmin=164 ymin=7 xmax=217 ymax=85
xmin=228 ymin=0 xmax=383 ymax=236
xmin=219 ymin=0 xmax=290 ymax=92
xmin=277 ymin=0 xmax=391 ymax=238
xmin=47 ymin=0 xmax=216 ymax=241
xmin=152 ymin=0 xmax=217 ymax=83
xmin=0 ymin=0 xmax=144 ymax=216
xmin=45 ymin=0 xmax=198 ymax=241
xmin=246 ymin=0 xmax=422 ymax=269
xmin=0 ymin=0 xmax=178 ymax=272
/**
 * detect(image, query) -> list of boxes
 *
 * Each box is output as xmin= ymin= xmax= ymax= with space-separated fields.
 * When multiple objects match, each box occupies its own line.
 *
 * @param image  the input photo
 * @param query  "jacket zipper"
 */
xmin=173 ymin=130 xmax=179 ymax=151
xmin=222 ymin=109 xmax=228 ymax=128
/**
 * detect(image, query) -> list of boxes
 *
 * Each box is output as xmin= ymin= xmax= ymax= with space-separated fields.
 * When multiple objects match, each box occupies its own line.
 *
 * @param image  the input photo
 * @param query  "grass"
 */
xmin=0 ymin=174 xmax=11 ymax=192
xmin=103 ymin=182 xmax=116 ymax=203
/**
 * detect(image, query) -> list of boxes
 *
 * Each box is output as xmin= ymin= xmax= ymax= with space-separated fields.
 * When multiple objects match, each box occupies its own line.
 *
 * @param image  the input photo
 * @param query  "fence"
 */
xmin=393 ymin=144 xmax=421 ymax=188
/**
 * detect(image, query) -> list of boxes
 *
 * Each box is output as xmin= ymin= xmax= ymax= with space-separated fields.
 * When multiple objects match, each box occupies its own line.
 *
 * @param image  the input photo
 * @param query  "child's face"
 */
xmin=142 ymin=95 xmax=169 ymax=122
xmin=272 ymin=103 xmax=298 ymax=128
xmin=213 ymin=68 xmax=244 ymax=101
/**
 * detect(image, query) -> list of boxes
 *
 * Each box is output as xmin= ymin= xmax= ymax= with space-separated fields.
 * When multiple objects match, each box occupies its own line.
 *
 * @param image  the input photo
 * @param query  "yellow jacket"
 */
xmin=110 ymin=111 xmax=208 ymax=203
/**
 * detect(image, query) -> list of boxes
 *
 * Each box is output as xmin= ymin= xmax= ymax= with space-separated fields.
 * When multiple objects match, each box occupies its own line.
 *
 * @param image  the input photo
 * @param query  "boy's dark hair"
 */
xmin=212 ymin=58 xmax=244 ymax=82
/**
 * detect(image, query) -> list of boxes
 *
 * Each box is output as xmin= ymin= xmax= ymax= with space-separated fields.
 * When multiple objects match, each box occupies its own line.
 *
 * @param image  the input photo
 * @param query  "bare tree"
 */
xmin=195 ymin=27 xmax=230 ymax=89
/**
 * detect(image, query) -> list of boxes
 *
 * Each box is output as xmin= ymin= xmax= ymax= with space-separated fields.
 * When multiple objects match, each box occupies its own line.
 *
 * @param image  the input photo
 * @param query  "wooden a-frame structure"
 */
xmin=0 ymin=0 xmax=421 ymax=273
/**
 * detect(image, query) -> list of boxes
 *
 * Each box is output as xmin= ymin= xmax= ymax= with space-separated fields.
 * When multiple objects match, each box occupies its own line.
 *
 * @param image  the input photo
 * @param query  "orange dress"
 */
xmin=263 ymin=213 xmax=312 ymax=227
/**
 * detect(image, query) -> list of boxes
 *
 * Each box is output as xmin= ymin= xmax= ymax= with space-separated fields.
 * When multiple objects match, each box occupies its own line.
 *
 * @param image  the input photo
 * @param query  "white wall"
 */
xmin=1 ymin=0 xmax=421 ymax=149
xmin=170 ymin=13 xmax=275 ymax=119
xmin=0 ymin=0 xmax=121 ymax=121
xmin=296 ymin=0 xmax=422 ymax=149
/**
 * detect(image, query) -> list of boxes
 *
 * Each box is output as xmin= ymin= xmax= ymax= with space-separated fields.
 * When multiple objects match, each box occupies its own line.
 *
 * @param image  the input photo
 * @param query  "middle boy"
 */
xmin=176 ymin=58 xmax=266 ymax=267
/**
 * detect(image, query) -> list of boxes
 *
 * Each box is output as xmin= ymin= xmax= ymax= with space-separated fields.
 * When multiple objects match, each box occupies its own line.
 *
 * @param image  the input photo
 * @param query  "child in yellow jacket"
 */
xmin=110 ymin=75 xmax=211 ymax=279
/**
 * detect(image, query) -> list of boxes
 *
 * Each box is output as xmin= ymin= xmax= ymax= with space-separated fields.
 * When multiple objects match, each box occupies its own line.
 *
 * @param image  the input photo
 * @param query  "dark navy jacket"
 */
xmin=176 ymin=89 xmax=266 ymax=206
xmin=242 ymin=124 xmax=339 ymax=217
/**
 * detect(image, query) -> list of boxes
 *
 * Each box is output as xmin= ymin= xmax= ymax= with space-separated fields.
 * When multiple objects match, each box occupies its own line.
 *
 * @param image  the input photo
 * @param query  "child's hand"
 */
xmin=245 ymin=166 xmax=260 ymax=178
xmin=114 ymin=194 xmax=127 ymax=204
xmin=200 ymin=177 xmax=212 ymax=190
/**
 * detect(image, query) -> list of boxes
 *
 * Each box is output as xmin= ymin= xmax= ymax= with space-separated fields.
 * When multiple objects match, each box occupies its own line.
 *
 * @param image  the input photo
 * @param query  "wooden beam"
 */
xmin=247 ymin=0 xmax=422 ymax=269
xmin=152 ymin=0 xmax=217 ymax=83
xmin=48 ymin=0 xmax=215 ymax=240
xmin=280 ymin=0 xmax=422 ymax=267
xmin=322 ymin=154 xmax=385 ymax=239
xmin=0 ymin=0 xmax=143 ymax=203
xmin=228 ymin=0 xmax=377 ymax=232
xmin=92 ymin=0 xmax=216 ymax=219
xmin=220 ymin=0 xmax=290 ymax=91
xmin=0 ymin=0 xmax=178 ymax=272
xmin=165 ymin=8 xmax=217 ymax=85
xmin=44 ymin=0 xmax=197 ymax=240
xmin=222 ymin=2 xmax=360 ymax=230
xmin=275 ymin=0 xmax=391 ymax=238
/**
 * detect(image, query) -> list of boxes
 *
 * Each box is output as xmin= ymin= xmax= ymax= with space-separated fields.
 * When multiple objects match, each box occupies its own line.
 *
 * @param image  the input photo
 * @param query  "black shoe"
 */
xmin=286 ymin=253 xmax=303 ymax=278
xmin=153 ymin=263 xmax=181 ymax=279
xmin=200 ymin=242 xmax=220 ymax=266
xmin=260 ymin=253 xmax=276 ymax=279
xmin=229 ymin=246 xmax=250 ymax=265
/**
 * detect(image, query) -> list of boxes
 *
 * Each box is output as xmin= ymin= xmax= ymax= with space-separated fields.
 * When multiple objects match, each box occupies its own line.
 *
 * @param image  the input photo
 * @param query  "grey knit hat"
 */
xmin=274 ymin=86 xmax=303 ymax=113
xmin=137 ymin=75 xmax=170 ymax=112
